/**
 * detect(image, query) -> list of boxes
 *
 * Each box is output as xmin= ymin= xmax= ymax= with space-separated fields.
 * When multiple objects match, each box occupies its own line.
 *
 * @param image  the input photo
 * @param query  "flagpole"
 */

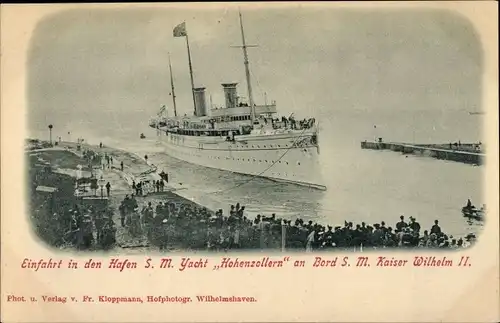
xmin=184 ymin=28 xmax=197 ymax=116
xmin=168 ymin=52 xmax=178 ymax=117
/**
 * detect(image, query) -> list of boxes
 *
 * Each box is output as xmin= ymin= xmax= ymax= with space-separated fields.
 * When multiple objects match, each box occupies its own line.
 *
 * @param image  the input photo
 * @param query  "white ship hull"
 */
xmin=155 ymin=129 xmax=326 ymax=190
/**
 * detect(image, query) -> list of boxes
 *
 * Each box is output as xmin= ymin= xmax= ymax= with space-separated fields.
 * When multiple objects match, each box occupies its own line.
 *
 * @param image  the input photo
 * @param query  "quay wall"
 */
xmin=360 ymin=141 xmax=484 ymax=165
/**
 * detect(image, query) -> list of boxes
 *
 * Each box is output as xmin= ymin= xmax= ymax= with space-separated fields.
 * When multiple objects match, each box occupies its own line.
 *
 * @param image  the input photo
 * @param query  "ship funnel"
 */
xmin=193 ymin=87 xmax=207 ymax=116
xmin=222 ymin=83 xmax=238 ymax=109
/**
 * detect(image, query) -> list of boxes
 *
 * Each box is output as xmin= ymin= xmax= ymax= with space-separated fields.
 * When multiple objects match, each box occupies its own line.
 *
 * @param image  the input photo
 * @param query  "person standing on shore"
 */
xmin=160 ymin=179 xmax=165 ymax=191
xmin=144 ymin=155 xmax=148 ymax=163
xmin=119 ymin=197 xmax=127 ymax=227
xmin=395 ymin=215 xmax=407 ymax=233
xmin=101 ymin=218 xmax=116 ymax=249
xmin=431 ymin=220 xmax=441 ymax=235
xmin=129 ymin=207 xmax=141 ymax=237
xmin=409 ymin=217 xmax=421 ymax=233
xmin=106 ymin=182 xmax=111 ymax=197
xmin=120 ymin=161 xmax=124 ymax=171
xmin=80 ymin=213 xmax=94 ymax=249
xmin=130 ymin=194 xmax=138 ymax=210
xmin=142 ymin=202 xmax=154 ymax=241
xmin=94 ymin=210 xmax=104 ymax=245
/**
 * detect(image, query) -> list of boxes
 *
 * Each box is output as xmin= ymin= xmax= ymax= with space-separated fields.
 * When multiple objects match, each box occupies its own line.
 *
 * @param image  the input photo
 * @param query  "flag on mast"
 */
xmin=173 ymin=22 xmax=187 ymax=37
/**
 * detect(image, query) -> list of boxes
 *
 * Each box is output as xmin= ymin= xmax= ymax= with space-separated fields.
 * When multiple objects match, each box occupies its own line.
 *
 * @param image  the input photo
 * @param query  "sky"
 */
xmin=27 ymin=6 xmax=483 ymax=141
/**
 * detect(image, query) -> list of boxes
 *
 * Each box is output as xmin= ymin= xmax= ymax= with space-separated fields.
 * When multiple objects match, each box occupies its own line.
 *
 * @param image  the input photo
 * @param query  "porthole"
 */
xmin=297 ymin=162 xmax=301 ymax=165
xmin=286 ymin=162 xmax=289 ymax=165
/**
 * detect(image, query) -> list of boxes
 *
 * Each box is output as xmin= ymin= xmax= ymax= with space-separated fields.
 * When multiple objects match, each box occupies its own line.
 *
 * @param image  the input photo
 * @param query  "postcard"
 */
xmin=1 ymin=2 xmax=499 ymax=322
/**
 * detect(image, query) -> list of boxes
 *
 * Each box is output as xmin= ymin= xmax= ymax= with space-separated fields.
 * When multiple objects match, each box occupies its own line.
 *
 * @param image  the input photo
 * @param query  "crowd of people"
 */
xmin=82 ymin=149 xmax=114 ymax=170
xmin=258 ymin=115 xmax=316 ymax=131
xmin=131 ymin=179 xmax=165 ymax=196
xmin=110 ymin=196 xmax=475 ymax=251
xmin=48 ymin=203 xmax=117 ymax=250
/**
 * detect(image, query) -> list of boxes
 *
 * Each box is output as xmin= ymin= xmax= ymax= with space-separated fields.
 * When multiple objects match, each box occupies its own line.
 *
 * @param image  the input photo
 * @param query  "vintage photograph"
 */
xmin=26 ymin=6 xmax=485 ymax=253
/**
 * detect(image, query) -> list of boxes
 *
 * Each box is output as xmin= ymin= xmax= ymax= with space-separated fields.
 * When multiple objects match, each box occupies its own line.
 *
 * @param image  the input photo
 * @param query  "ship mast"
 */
xmin=185 ymin=32 xmax=197 ymax=116
xmin=168 ymin=52 xmax=178 ymax=117
xmin=237 ymin=11 xmax=257 ymax=125
xmin=173 ymin=21 xmax=197 ymax=116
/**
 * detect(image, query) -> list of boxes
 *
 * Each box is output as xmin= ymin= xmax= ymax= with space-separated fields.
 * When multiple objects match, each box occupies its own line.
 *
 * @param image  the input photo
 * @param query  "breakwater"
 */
xmin=360 ymin=141 xmax=484 ymax=165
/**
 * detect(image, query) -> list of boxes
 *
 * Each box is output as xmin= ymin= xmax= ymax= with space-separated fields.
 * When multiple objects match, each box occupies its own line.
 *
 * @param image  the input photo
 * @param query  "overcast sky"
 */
xmin=27 ymin=6 xmax=483 ymax=139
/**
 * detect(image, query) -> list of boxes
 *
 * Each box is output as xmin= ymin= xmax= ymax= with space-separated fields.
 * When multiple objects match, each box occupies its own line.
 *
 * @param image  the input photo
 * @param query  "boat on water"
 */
xmin=149 ymin=12 xmax=325 ymax=190
xmin=461 ymin=201 xmax=485 ymax=221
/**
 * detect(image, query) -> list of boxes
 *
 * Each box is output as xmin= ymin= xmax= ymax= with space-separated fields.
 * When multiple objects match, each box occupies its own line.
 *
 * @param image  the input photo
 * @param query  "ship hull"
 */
xmin=155 ymin=129 xmax=326 ymax=190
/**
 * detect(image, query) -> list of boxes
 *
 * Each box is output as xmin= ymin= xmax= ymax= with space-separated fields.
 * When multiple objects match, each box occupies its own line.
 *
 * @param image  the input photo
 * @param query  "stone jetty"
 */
xmin=360 ymin=140 xmax=485 ymax=165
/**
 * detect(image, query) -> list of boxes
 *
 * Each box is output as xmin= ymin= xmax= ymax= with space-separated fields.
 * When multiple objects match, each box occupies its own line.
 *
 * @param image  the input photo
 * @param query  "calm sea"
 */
xmin=30 ymin=108 xmax=485 ymax=238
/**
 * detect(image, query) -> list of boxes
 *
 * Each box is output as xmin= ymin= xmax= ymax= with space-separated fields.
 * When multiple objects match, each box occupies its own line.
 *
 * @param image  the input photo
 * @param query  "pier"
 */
xmin=360 ymin=140 xmax=484 ymax=165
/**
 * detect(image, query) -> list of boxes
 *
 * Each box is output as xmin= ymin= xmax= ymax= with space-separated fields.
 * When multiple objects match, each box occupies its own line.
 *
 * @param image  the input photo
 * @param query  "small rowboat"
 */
xmin=462 ymin=206 xmax=485 ymax=221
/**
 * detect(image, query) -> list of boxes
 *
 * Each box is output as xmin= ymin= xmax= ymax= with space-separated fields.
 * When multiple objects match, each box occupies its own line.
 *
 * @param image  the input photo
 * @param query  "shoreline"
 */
xmin=26 ymin=138 xmax=478 ymax=252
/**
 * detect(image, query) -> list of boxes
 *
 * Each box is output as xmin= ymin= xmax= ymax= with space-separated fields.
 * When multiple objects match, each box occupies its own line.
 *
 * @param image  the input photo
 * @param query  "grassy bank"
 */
xmin=26 ymin=140 xmax=219 ymax=252
xmin=27 ymin=148 xmax=95 ymax=248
